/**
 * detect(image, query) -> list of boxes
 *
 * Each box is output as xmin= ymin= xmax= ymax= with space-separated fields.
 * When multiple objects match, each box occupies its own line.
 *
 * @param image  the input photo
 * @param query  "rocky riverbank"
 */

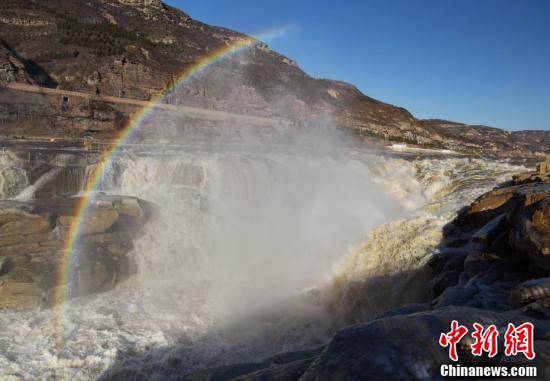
xmin=0 ymin=194 xmax=152 ymax=309
xmin=172 ymin=157 xmax=550 ymax=381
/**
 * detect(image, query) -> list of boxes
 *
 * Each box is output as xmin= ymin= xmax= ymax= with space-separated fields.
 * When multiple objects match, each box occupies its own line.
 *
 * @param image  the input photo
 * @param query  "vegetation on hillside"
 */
xmin=56 ymin=18 xmax=152 ymax=57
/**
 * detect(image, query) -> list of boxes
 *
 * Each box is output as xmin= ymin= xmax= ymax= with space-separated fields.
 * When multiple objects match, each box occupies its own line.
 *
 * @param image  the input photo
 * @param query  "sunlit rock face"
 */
xmin=0 ymin=42 xmax=35 ymax=85
xmin=0 ymin=195 xmax=151 ymax=309
xmin=460 ymin=161 xmax=550 ymax=270
xmin=116 ymin=0 xmax=163 ymax=8
xmin=2 ymin=0 xmax=547 ymax=155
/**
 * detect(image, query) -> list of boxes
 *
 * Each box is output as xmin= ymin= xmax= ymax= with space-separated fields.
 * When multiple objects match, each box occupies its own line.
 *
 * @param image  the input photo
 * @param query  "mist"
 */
xmin=93 ymin=54 xmax=415 ymax=328
xmin=0 ymin=52 xmax=439 ymax=380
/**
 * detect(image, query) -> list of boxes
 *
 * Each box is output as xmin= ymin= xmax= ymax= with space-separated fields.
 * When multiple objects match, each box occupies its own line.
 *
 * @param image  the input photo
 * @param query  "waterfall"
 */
xmin=0 ymin=148 xmax=528 ymax=380
xmin=13 ymin=167 xmax=64 ymax=201
xmin=101 ymin=150 xmax=408 ymax=322
xmin=0 ymin=153 xmax=29 ymax=199
xmin=0 ymin=152 xmax=95 ymax=201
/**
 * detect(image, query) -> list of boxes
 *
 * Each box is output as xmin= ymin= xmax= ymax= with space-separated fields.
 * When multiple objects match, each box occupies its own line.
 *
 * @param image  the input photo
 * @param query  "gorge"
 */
xmin=0 ymin=1 xmax=548 ymax=380
xmin=2 ymin=141 xmax=548 ymax=380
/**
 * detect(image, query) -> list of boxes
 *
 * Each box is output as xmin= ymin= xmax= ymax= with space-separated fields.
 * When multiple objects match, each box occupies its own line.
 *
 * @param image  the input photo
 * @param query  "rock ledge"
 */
xmin=0 ymin=194 xmax=152 ymax=309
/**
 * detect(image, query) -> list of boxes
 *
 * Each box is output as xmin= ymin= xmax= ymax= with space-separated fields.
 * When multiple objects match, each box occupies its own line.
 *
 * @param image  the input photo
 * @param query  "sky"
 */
xmin=165 ymin=0 xmax=550 ymax=131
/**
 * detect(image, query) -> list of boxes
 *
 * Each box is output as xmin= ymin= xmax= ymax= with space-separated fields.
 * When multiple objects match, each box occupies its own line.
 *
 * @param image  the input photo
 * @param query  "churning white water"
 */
xmin=0 ymin=146 xmax=528 ymax=380
xmin=0 ymin=153 xmax=29 ymax=199
xmin=111 ymin=151 xmax=406 ymax=319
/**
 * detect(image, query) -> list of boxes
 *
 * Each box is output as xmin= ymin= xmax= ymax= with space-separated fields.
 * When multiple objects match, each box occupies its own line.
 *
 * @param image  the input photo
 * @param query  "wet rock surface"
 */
xmin=300 ymin=308 xmax=550 ymax=381
xmin=176 ymin=348 xmax=325 ymax=381
xmin=0 ymin=194 xmax=151 ymax=309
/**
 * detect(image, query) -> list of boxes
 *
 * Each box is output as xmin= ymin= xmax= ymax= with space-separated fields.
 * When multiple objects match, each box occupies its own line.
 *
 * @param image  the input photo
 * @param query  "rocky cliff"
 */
xmin=421 ymin=119 xmax=550 ymax=159
xmin=0 ymin=194 xmax=152 ymax=308
xmin=0 ymin=0 xmax=547 ymax=157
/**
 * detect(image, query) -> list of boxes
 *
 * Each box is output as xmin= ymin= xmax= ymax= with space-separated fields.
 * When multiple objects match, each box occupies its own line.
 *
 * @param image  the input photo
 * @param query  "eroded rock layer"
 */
xmin=0 ymin=0 xmax=548 ymax=156
xmin=0 ymin=195 xmax=151 ymax=309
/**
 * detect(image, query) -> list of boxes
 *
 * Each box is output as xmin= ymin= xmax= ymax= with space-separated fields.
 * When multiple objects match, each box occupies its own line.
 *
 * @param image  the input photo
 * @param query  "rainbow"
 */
xmin=53 ymin=28 xmax=288 ymax=346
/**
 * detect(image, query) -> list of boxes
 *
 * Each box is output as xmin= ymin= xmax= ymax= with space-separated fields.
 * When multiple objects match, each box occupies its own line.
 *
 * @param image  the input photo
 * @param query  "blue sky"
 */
xmin=165 ymin=0 xmax=550 ymax=131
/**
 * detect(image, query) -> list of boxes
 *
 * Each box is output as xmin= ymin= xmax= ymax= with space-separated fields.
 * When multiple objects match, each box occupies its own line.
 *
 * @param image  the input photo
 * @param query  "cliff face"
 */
xmin=0 ymin=0 xmax=547 ymax=157
xmin=421 ymin=119 xmax=550 ymax=158
xmin=0 ymin=42 xmax=36 ymax=85
xmin=0 ymin=195 xmax=152 ymax=309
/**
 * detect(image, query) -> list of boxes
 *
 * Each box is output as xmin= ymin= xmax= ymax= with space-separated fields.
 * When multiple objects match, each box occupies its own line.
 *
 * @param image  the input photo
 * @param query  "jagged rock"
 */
xmin=430 ymin=246 xmax=526 ymax=311
xmin=520 ymin=300 xmax=550 ymax=320
xmin=430 ymin=252 xmax=466 ymax=296
xmin=118 ymin=197 xmax=143 ymax=217
xmin=234 ymin=357 xmax=315 ymax=381
xmin=510 ymin=277 xmax=550 ymax=309
xmin=402 ymin=162 xmax=550 ymax=327
xmin=434 ymin=283 xmax=478 ymax=308
xmin=180 ymin=347 xmax=324 ymax=381
xmin=512 ymin=172 xmax=535 ymax=185
xmin=0 ymin=195 xmax=151 ymax=309
xmin=509 ymin=185 xmax=550 ymax=224
xmin=537 ymin=155 xmax=550 ymax=177
xmin=299 ymin=308 xmax=550 ymax=381
xmin=533 ymin=198 xmax=550 ymax=233
xmin=511 ymin=157 xmax=550 ymax=186
xmin=466 ymin=182 xmax=549 ymax=228
xmin=427 ymin=248 xmax=469 ymax=273
xmin=186 ymin=308 xmax=549 ymax=381
xmin=457 ymin=167 xmax=550 ymax=271
xmin=58 ymin=210 xmax=119 ymax=235
xmin=472 ymin=213 xmax=509 ymax=247
xmin=509 ymin=196 xmax=550 ymax=271
xmin=117 ymin=0 xmax=163 ymax=8
xmin=487 ymin=229 xmax=512 ymax=255
xmin=376 ymin=302 xmax=432 ymax=318
xmin=463 ymin=251 xmax=500 ymax=277
xmin=0 ymin=205 xmax=52 ymax=236
xmin=0 ymin=42 xmax=35 ymax=85
xmin=467 ymin=187 xmax=517 ymax=227
xmin=100 ymin=369 xmax=149 ymax=381
xmin=465 ymin=265 xmax=524 ymax=311
xmin=512 ymin=171 xmax=550 ymax=186
xmin=432 ymin=269 xmax=462 ymax=297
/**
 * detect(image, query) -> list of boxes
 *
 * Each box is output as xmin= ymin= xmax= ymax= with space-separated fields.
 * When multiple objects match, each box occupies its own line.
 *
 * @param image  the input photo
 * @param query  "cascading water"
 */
xmin=0 ymin=153 xmax=29 ymax=199
xmin=0 ymin=152 xmax=94 ymax=201
xmin=329 ymin=157 xmax=529 ymax=324
xmin=0 ymin=145 xmax=529 ymax=380
xmin=106 ymin=151 xmax=407 ymax=321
